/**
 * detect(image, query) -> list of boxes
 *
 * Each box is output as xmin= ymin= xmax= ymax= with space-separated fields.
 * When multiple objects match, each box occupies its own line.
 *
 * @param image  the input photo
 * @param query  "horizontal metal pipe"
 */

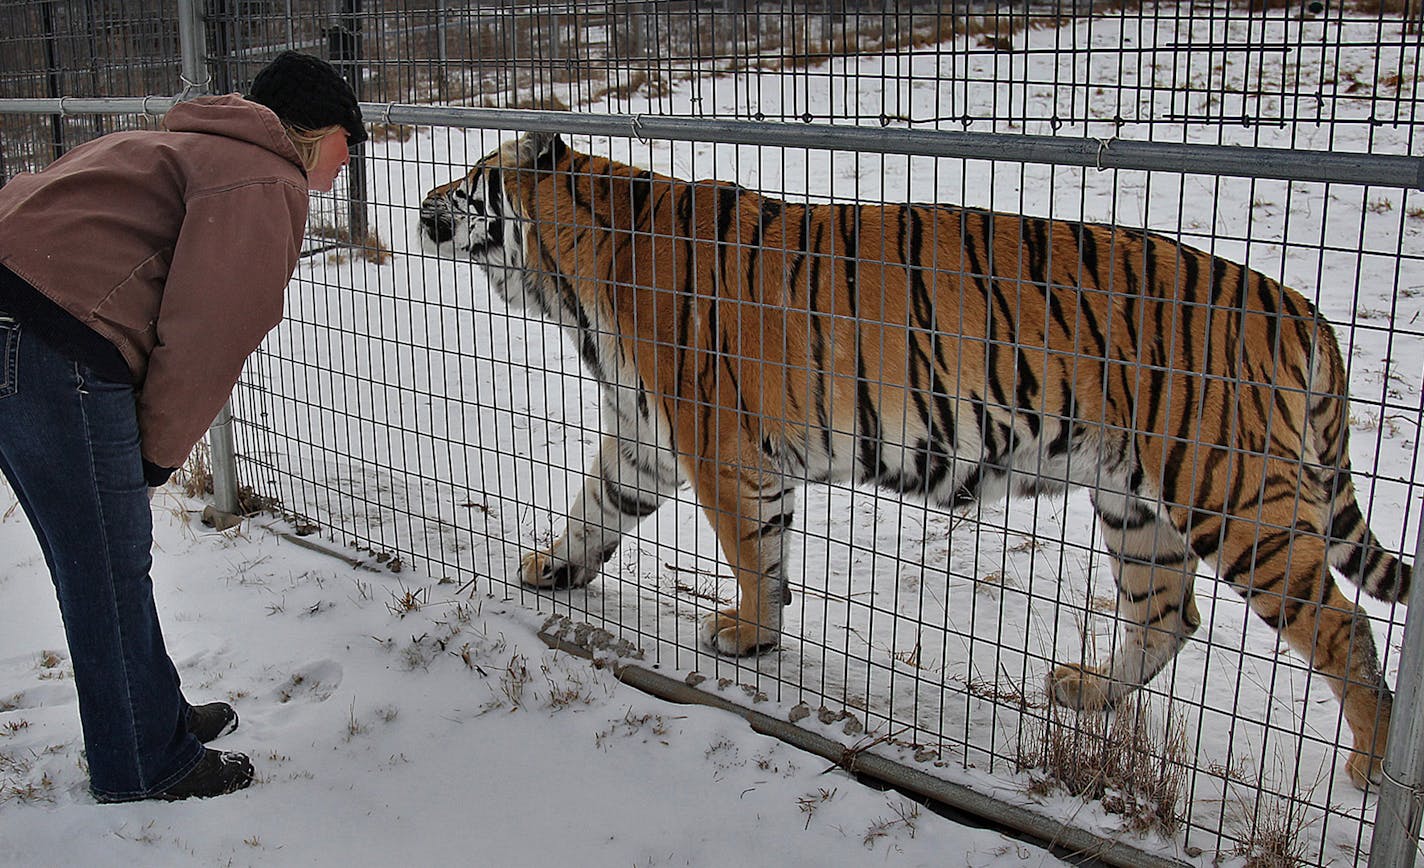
xmin=619 ymin=666 xmax=1196 ymax=868
xmin=256 ymin=523 xmax=388 ymax=573
xmin=0 ymin=96 xmax=177 ymax=116
xmin=537 ymin=622 xmax=1191 ymax=868
xmin=373 ymin=103 xmax=1424 ymax=191
xmin=3 ymin=97 xmax=1418 ymax=189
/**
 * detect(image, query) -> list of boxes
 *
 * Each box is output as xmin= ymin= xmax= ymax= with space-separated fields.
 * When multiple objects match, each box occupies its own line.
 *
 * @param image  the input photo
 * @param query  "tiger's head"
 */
xmin=417 ymin=131 xmax=568 ymax=310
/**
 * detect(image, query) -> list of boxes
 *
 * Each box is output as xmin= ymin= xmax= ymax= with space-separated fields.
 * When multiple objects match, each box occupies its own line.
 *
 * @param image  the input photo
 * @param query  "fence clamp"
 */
xmin=1381 ymin=763 xmax=1424 ymax=818
xmin=178 ymin=72 xmax=211 ymax=102
xmin=1095 ymin=136 xmax=1117 ymax=172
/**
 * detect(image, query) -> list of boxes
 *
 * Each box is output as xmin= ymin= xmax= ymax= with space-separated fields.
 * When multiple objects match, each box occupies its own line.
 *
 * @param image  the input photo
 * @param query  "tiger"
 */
xmin=418 ymin=131 xmax=1412 ymax=789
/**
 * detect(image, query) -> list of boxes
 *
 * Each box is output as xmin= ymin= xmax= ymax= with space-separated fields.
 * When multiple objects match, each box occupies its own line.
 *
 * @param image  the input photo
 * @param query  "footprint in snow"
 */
xmin=272 ymin=659 xmax=343 ymax=704
xmin=0 ymin=682 xmax=78 ymax=712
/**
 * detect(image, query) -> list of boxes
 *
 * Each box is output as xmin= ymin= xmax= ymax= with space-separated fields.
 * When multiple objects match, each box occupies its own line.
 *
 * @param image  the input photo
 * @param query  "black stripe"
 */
xmin=746 ymin=511 xmax=796 ymax=540
xmin=807 ymin=219 xmax=833 ymax=455
xmin=1222 ymin=533 xmax=1293 ymax=593
xmin=715 ymin=185 xmax=742 ymax=292
xmin=629 ymin=170 xmax=655 ymax=220
xmin=673 ymin=185 xmax=699 ymax=411
xmin=1116 ymin=582 xmax=1179 ymax=606
xmin=602 ymin=477 xmax=661 ymax=518
xmin=1015 ymin=349 xmax=1041 ymax=437
xmin=1044 ymin=392 xmax=1079 ymax=457
xmin=1097 ymin=502 xmax=1157 ymax=531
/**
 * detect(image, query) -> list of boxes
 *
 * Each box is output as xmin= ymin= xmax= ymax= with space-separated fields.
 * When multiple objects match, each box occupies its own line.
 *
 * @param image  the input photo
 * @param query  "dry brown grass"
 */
xmin=367 ymin=122 xmax=416 ymax=144
xmin=1231 ymin=794 xmax=1313 ymax=868
xmin=1019 ymin=695 xmax=1189 ymax=836
xmin=479 ymin=93 xmax=571 ymax=112
xmin=308 ymin=222 xmax=392 ymax=266
xmin=752 ymin=10 xmax=1050 ymax=73
xmin=178 ymin=439 xmax=284 ymax=521
xmin=181 ymin=440 xmax=213 ymax=499
xmin=1344 ymin=0 xmax=1423 ymax=24
xmin=593 ymin=70 xmax=671 ymax=101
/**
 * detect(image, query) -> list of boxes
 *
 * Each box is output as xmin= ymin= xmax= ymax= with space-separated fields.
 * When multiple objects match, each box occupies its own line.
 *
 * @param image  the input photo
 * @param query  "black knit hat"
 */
xmin=248 ymin=51 xmax=367 ymax=146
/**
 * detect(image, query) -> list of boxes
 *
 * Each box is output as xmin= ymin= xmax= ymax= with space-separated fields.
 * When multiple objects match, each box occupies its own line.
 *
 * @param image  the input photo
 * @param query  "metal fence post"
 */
xmin=329 ymin=0 xmax=368 ymax=243
xmin=1369 ymin=511 xmax=1424 ymax=867
xmin=204 ymin=0 xmax=234 ymax=95
xmin=177 ymin=0 xmax=206 ymax=94
xmin=207 ymin=403 xmax=241 ymax=515
xmin=177 ymin=0 xmax=241 ymax=517
xmin=41 ymin=0 xmax=65 ymax=163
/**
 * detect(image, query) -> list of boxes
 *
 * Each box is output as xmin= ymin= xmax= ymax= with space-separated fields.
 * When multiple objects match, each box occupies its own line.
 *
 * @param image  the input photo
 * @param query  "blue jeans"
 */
xmin=0 ymin=313 xmax=204 ymax=801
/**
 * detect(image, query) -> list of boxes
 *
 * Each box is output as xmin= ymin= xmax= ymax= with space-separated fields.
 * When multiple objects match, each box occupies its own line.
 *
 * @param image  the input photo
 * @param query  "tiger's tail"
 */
xmin=1309 ymin=317 xmax=1413 ymax=604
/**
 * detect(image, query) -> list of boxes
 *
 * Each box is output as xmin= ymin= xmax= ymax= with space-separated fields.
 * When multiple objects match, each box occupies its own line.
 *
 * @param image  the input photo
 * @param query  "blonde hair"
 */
xmin=284 ymin=124 xmax=344 ymax=171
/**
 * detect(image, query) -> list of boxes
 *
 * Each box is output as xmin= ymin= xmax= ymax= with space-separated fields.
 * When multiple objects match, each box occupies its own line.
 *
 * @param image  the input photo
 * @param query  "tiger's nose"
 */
xmin=420 ymin=212 xmax=455 ymax=244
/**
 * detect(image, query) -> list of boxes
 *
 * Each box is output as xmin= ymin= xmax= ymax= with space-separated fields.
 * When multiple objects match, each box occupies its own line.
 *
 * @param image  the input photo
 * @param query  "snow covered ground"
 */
xmin=2 ymin=5 xmax=1420 ymax=866
xmin=0 ymin=493 xmax=1060 ymax=867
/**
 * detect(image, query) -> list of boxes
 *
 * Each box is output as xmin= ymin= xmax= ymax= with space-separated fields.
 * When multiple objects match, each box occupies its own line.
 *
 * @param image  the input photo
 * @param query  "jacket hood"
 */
xmin=163 ymin=94 xmax=305 ymax=171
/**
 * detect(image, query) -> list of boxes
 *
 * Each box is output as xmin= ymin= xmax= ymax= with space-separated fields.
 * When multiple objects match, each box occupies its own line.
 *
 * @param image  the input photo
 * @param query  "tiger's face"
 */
xmin=418 ymin=134 xmax=567 ymax=311
xmin=418 ymin=158 xmax=527 ymax=307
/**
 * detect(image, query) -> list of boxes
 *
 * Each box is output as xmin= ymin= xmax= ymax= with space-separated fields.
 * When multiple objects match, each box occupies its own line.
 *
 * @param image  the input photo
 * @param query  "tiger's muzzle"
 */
xmin=419 ymin=209 xmax=456 ymax=245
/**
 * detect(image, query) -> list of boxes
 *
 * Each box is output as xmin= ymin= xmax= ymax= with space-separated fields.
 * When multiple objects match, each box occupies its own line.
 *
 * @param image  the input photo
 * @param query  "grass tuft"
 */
xmin=862 ymin=797 xmax=922 ymax=848
xmin=1019 ymin=695 xmax=1189 ymax=836
xmin=386 ymin=584 xmax=428 ymax=617
xmin=1229 ymin=782 xmax=1318 ymax=867
xmin=797 ymin=786 xmax=838 ymax=830
xmin=181 ymin=440 xmax=213 ymax=499
xmin=308 ymin=221 xmax=393 ymax=265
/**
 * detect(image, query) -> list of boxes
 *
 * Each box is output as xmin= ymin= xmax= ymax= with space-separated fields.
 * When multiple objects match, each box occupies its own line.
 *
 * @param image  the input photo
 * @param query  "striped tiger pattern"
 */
xmin=419 ymin=131 xmax=1411 ymax=788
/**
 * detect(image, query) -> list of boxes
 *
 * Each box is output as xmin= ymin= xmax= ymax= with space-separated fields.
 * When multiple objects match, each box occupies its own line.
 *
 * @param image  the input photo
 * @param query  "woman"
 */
xmin=0 ymin=51 xmax=364 ymax=802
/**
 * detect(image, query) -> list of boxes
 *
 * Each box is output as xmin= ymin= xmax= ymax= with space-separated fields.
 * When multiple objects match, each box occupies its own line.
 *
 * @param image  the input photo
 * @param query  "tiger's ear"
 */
xmin=515 ymin=131 xmax=567 ymax=169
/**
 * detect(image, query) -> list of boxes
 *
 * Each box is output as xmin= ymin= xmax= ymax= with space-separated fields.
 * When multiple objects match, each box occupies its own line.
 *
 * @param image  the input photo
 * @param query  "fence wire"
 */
xmin=2 ymin=2 xmax=1422 ymax=866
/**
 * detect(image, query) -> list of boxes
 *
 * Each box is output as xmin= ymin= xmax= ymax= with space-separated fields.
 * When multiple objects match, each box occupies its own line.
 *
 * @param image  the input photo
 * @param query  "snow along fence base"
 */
xmin=536 ymin=612 xmax=1191 ymax=868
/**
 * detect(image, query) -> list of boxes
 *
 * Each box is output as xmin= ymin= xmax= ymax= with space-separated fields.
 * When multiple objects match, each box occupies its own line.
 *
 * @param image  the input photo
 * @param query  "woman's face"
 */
xmin=308 ymin=128 xmax=351 ymax=193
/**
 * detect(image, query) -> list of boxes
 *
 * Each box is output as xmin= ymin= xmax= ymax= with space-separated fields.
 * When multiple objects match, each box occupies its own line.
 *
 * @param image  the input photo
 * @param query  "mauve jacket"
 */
xmin=0 ymin=94 xmax=309 ymax=473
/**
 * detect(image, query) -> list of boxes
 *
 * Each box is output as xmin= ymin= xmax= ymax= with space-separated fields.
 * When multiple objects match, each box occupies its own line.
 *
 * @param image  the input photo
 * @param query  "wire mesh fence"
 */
xmin=2 ymin=2 xmax=1422 ymax=865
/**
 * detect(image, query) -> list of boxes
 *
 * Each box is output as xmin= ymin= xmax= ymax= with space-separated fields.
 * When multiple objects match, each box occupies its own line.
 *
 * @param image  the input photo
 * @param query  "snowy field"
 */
xmin=3 ymin=6 xmax=1422 ymax=867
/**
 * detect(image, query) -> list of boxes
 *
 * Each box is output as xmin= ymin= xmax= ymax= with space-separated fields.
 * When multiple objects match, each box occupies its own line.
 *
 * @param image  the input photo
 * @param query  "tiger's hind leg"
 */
xmin=522 ymin=433 xmax=681 ymax=590
xmin=1049 ymin=499 xmax=1202 ymax=711
xmin=1208 ymin=515 xmax=1392 ymax=789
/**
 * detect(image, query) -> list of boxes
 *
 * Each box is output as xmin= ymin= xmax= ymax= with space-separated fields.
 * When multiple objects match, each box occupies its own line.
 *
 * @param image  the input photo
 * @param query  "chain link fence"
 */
xmin=2 ymin=2 xmax=1422 ymax=865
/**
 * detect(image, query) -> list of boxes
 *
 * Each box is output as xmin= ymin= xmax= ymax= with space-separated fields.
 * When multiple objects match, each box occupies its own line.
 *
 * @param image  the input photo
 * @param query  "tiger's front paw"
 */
xmin=701 ymin=608 xmax=780 ymax=656
xmin=1046 ymin=663 xmax=1113 ymax=711
xmin=520 ymin=550 xmax=599 ymax=590
xmin=1347 ymin=748 xmax=1383 ymax=790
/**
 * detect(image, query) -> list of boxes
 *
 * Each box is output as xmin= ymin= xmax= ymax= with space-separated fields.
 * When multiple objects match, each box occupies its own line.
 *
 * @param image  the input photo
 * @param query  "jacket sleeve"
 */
xmin=137 ymin=179 xmax=308 ymax=470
